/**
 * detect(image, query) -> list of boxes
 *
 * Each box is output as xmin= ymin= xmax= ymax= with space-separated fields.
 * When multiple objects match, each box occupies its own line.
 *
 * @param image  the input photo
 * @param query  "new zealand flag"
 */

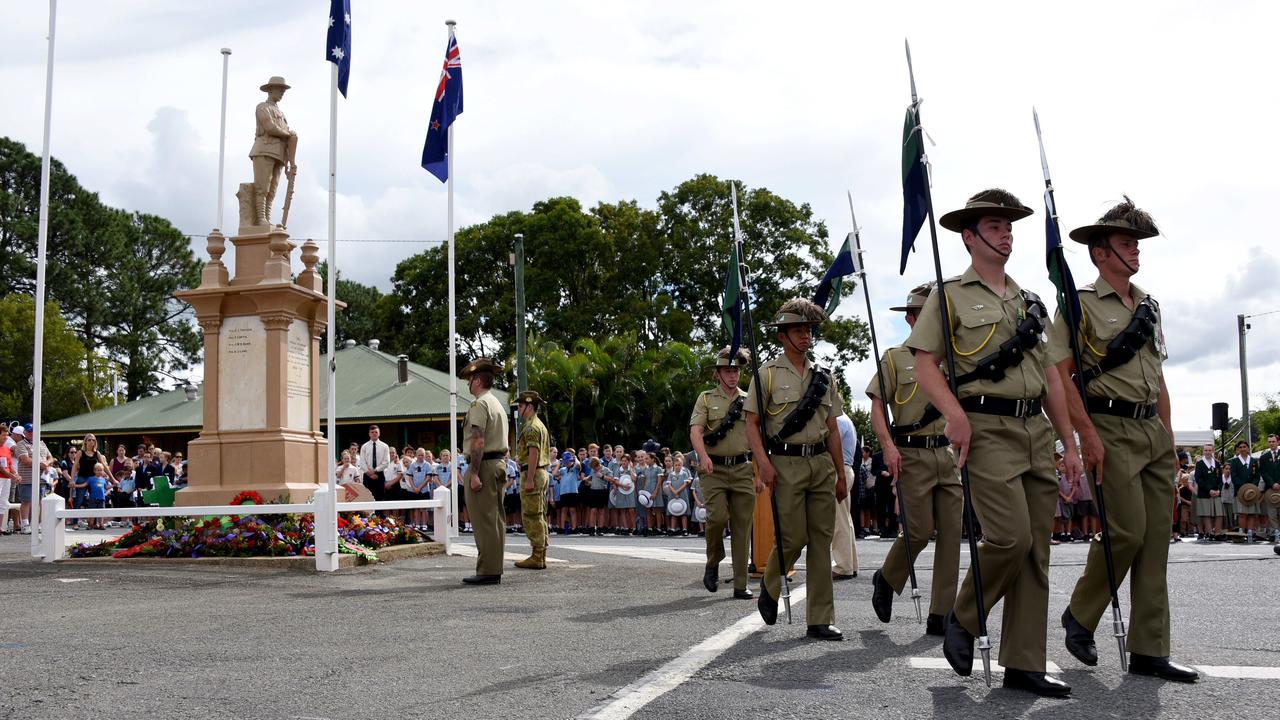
xmin=421 ymin=30 xmax=463 ymax=183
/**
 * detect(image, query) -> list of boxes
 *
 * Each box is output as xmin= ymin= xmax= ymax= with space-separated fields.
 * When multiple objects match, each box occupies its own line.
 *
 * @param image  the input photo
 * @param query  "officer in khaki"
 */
xmin=907 ymin=189 xmax=1082 ymax=697
xmin=691 ymin=347 xmax=758 ymax=599
xmin=1052 ymin=199 xmax=1198 ymax=682
xmin=745 ymin=298 xmax=847 ymax=641
xmin=514 ymin=390 xmax=551 ymax=570
xmin=460 ymin=357 xmax=510 ymax=585
xmin=867 ymin=282 xmax=962 ymax=636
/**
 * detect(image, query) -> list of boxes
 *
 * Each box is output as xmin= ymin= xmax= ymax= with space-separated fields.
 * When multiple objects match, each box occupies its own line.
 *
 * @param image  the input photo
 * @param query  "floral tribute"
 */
xmin=68 ymin=496 xmax=426 ymax=563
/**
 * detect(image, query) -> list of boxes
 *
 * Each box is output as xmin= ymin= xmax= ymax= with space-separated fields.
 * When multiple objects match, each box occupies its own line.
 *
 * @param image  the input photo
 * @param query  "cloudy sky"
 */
xmin=3 ymin=0 xmax=1277 ymax=433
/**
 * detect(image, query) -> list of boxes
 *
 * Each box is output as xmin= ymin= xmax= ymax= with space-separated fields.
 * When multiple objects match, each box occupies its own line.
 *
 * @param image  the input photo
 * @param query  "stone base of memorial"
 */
xmin=175 ymin=226 xmax=344 ymax=506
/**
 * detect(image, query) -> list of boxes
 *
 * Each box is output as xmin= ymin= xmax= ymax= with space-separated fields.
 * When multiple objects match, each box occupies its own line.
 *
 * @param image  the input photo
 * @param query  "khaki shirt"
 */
xmin=745 ymin=355 xmax=842 ymax=444
xmin=466 ymin=390 xmax=510 ymax=454
xmin=1046 ymin=276 xmax=1164 ymax=405
xmin=250 ymin=101 xmax=291 ymax=161
xmin=904 ymin=266 xmax=1051 ymax=401
xmin=517 ymin=414 xmax=550 ymax=468
xmin=866 ymin=345 xmax=946 ymax=436
xmin=690 ymin=384 xmax=749 ymax=456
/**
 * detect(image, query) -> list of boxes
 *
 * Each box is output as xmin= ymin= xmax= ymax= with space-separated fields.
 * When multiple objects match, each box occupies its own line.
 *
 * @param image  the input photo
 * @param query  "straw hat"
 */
xmin=1237 ymin=483 xmax=1262 ymax=505
xmin=637 ymin=489 xmax=653 ymax=508
xmin=939 ymin=188 xmax=1034 ymax=233
xmin=666 ymin=497 xmax=689 ymax=517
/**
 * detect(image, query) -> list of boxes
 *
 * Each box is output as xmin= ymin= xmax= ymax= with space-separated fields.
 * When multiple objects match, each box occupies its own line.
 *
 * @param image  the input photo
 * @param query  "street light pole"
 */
xmin=1238 ymin=314 xmax=1251 ymax=447
xmin=515 ymin=232 xmax=527 ymax=395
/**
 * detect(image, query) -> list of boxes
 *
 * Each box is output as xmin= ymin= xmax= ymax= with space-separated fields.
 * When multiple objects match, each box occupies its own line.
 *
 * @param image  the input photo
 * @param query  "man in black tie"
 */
xmin=360 ymin=425 xmax=391 ymax=502
xmin=1261 ymin=434 xmax=1280 ymax=542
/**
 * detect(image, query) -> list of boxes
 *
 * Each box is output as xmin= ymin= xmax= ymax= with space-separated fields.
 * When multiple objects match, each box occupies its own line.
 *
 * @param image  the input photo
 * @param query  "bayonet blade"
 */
xmin=905 ymin=39 xmax=919 ymax=104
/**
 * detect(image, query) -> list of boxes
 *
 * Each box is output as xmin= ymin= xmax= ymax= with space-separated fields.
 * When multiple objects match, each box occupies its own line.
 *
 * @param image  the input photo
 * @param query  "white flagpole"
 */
xmin=215 ymin=48 xmax=230 ymax=231
xmin=324 ymin=62 xmax=340 ymax=563
xmin=31 ymin=0 xmax=58 ymax=558
xmin=445 ymin=19 xmax=459 ymax=540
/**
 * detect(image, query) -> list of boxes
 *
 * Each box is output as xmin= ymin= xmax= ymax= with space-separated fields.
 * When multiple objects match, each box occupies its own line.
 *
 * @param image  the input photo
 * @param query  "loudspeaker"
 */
xmin=1211 ymin=402 xmax=1229 ymax=431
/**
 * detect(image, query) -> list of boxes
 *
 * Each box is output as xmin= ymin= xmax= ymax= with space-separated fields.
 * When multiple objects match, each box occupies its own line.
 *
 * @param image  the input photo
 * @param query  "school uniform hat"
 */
xmin=693 ymin=506 xmax=708 ymax=523
xmin=1267 ymin=489 xmax=1280 ymax=507
xmin=560 ymin=451 xmax=575 ymax=465
xmin=1238 ymin=483 xmax=1262 ymax=505
xmin=667 ymin=497 xmax=689 ymax=517
xmin=708 ymin=346 xmax=751 ymax=370
xmin=637 ymin=489 xmax=653 ymax=508
xmin=889 ymin=281 xmax=935 ymax=312
xmin=763 ymin=297 xmax=828 ymax=329
xmin=458 ymin=356 xmax=502 ymax=379
xmin=260 ymin=75 xmax=291 ymax=92
xmin=516 ymin=390 xmax=545 ymax=407
xmin=938 ymin=188 xmax=1034 ymax=233
xmin=1068 ymin=196 xmax=1161 ymax=244
xmin=616 ymin=475 xmax=635 ymax=494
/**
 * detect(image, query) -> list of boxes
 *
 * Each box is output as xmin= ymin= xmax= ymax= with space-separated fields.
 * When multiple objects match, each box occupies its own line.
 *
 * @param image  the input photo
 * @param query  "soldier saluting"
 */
xmin=690 ymin=347 xmax=759 ymax=599
xmin=1050 ymin=198 xmax=1197 ymax=682
xmin=867 ymin=282 xmax=962 ymax=637
xmin=905 ymin=189 xmax=1083 ymax=697
xmin=745 ymin=298 xmax=847 ymax=641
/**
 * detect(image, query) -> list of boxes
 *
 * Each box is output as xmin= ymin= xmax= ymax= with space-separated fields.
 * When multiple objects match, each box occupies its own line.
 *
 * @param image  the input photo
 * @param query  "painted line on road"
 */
xmin=450 ymin=545 xmax=567 ymax=563
xmin=579 ymin=585 xmax=810 ymax=720
xmin=909 ymin=657 xmax=1062 ymax=674
xmin=1194 ymin=665 xmax=1280 ymax=679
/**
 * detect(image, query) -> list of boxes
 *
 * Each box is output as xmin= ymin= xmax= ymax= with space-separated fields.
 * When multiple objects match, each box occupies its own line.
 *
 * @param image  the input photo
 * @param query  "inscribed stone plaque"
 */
xmin=219 ymin=315 xmax=266 ymax=430
xmin=286 ymin=319 xmax=312 ymax=429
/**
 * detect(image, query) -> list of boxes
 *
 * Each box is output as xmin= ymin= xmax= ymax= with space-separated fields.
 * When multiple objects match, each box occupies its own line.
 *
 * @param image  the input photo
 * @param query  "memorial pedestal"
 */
xmin=174 ymin=227 xmax=344 ymax=506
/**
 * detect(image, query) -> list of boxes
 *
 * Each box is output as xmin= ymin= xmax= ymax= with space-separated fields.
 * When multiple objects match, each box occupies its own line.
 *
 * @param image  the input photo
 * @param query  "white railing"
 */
xmin=38 ymin=486 xmax=452 ymax=571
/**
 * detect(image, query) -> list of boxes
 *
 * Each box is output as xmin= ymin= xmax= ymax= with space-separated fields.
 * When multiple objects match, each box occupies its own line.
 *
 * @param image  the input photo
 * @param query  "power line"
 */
xmin=184 ymin=233 xmax=447 ymax=245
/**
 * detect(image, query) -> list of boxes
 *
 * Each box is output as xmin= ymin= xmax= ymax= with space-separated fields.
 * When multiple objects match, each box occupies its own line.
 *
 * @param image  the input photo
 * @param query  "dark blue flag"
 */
xmin=326 ymin=0 xmax=351 ymax=97
xmin=1044 ymin=189 xmax=1081 ymax=332
xmin=813 ymin=232 xmax=855 ymax=316
xmin=721 ymin=241 xmax=742 ymax=359
xmin=421 ymin=29 xmax=464 ymax=183
xmin=900 ymin=106 xmax=928 ymax=275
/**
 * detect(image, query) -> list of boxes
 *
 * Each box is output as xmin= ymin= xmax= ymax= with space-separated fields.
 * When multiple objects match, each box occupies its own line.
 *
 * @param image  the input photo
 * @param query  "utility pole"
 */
xmin=515 ymin=232 xmax=527 ymax=395
xmin=1238 ymin=314 xmax=1251 ymax=447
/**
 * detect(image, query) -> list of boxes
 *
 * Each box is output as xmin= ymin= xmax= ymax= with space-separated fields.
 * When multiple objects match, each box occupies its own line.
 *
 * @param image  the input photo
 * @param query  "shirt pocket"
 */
xmin=953 ymin=309 xmax=1001 ymax=354
xmin=769 ymin=383 xmax=802 ymax=412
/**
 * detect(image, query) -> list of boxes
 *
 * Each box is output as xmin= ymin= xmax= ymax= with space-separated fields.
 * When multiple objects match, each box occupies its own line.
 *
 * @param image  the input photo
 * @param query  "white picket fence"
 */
xmin=38 ymin=486 xmax=452 ymax=571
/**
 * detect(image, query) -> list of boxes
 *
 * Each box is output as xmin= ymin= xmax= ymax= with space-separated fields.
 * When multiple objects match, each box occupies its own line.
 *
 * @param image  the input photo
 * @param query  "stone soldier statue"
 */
xmin=249 ymin=76 xmax=296 ymax=227
xmin=906 ymin=189 xmax=1083 ymax=697
xmin=745 ymin=298 xmax=847 ymax=641
xmin=690 ymin=346 xmax=759 ymax=599
xmin=460 ymin=357 xmax=510 ymax=585
xmin=1052 ymin=198 xmax=1198 ymax=683
xmin=868 ymin=281 xmax=962 ymax=637
xmin=514 ymin=390 xmax=551 ymax=570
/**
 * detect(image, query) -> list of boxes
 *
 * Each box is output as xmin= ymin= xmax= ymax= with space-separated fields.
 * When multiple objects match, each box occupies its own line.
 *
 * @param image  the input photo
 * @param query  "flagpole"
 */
xmin=732 ymin=183 xmax=792 ymax=624
xmin=30 ymin=0 xmax=57 ymax=558
xmin=905 ymin=39 xmax=993 ymax=686
xmin=1034 ymin=108 xmax=1127 ymax=669
xmin=446 ymin=19 xmax=460 ymax=542
xmin=216 ymin=48 xmax=231 ymax=232
xmin=322 ymin=59 xmax=340 ymax=565
xmin=848 ymin=192 xmax=922 ymax=623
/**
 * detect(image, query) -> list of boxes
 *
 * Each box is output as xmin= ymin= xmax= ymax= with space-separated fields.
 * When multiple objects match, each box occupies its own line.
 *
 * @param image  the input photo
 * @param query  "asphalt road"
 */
xmin=0 ymin=530 xmax=1276 ymax=720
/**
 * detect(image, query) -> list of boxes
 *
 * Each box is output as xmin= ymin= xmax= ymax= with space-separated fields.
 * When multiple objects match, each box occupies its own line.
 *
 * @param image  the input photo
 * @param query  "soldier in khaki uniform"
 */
xmin=906 ymin=189 xmax=1082 ymax=697
xmin=249 ymin=76 xmax=296 ymax=227
xmin=745 ymin=298 xmax=847 ymax=641
xmin=1052 ymin=198 xmax=1198 ymax=682
xmin=867 ymin=282 xmax=961 ymax=636
xmin=460 ymin=357 xmax=511 ymax=585
xmin=514 ymin=390 xmax=551 ymax=570
xmin=691 ymin=347 xmax=760 ymax=599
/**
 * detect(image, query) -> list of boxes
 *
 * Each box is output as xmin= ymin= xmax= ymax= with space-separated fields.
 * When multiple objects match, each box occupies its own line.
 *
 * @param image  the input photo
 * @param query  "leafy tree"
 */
xmin=315 ymin=261 xmax=389 ymax=351
xmin=0 ymin=294 xmax=111 ymax=420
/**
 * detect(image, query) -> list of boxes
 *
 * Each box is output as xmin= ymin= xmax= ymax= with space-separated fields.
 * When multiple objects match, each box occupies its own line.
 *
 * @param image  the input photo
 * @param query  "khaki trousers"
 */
xmin=251 ymin=156 xmax=283 ymax=208
xmin=830 ymin=465 xmax=859 ymax=575
xmin=953 ymin=413 xmax=1057 ymax=673
xmin=465 ymin=459 xmax=507 ymax=576
xmin=1069 ymin=414 xmax=1175 ymax=657
xmin=702 ymin=461 xmax=756 ymax=591
xmin=520 ymin=468 xmax=550 ymax=551
xmin=763 ymin=454 xmax=838 ymax=626
xmin=881 ymin=445 xmax=962 ymax=616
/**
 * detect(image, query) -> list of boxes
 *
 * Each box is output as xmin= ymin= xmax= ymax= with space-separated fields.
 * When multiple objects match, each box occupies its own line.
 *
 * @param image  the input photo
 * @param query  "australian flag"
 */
xmin=421 ymin=29 xmax=464 ymax=183
xmin=326 ymin=0 xmax=351 ymax=97
xmin=900 ymin=104 xmax=928 ymax=275
xmin=721 ymin=241 xmax=743 ymax=360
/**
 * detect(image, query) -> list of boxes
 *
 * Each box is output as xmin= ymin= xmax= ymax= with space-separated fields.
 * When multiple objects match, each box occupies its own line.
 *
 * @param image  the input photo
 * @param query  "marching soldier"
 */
xmin=745 ymin=298 xmax=847 ymax=641
xmin=690 ymin=347 xmax=759 ymax=599
xmin=867 ymin=281 xmax=962 ymax=636
xmin=906 ymin=189 xmax=1083 ymax=696
xmin=459 ymin=357 xmax=510 ymax=585
xmin=1052 ymin=198 xmax=1198 ymax=682
xmin=514 ymin=390 xmax=551 ymax=570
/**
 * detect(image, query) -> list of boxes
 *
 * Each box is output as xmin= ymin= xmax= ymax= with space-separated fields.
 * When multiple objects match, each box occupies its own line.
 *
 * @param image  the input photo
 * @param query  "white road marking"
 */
xmin=909 ymin=657 xmax=1062 ymax=674
xmin=451 ymin=544 xmax=567 ymax=563
xmin=579 ymin=585 xmax=809 ymax=720
xmin=561 ymin=544 xmax=710 ymax=565
xmin=55 ymin=578 xmax=90 ymax=583
xmin=1194 ymin=665 xmax=1280 ymax=679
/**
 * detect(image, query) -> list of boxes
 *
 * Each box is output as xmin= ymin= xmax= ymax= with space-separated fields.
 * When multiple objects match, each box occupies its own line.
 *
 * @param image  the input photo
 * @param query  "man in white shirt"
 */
xmin=832 ymin=411 xmax=860 ymax=580
xmin=359 ymin=425 xmax=390 ymax=502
